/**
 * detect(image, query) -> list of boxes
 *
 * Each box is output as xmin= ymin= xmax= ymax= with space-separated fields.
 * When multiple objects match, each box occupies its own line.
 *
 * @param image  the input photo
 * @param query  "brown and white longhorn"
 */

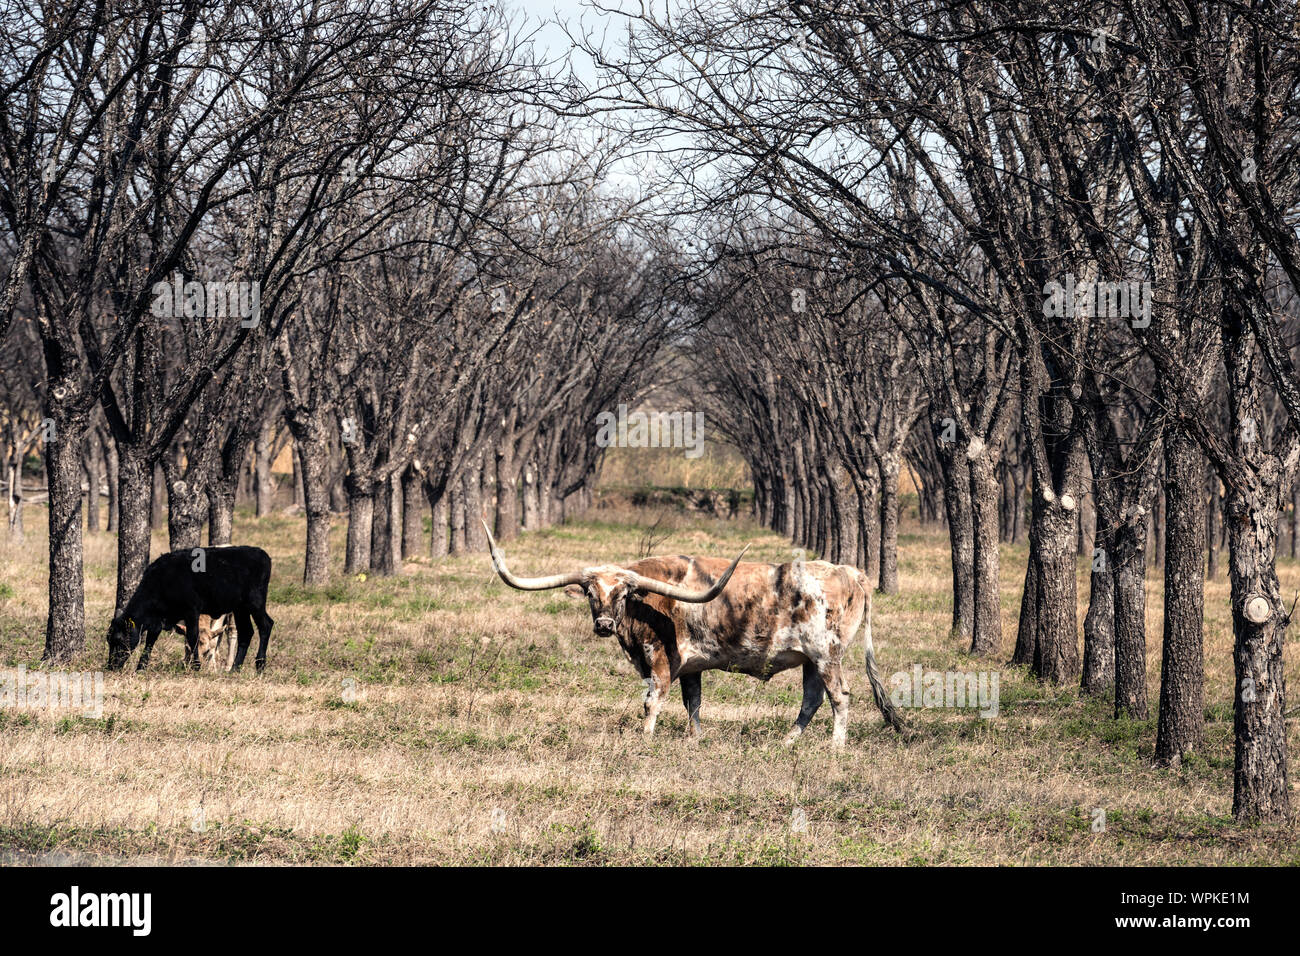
xmin=483 ymin=520 xmax=902 ymax=745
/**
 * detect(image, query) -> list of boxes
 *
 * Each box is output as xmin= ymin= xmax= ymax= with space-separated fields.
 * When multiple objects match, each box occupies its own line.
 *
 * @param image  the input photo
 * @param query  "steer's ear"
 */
xmin=563 ymin=584 xmax=584 ymax=599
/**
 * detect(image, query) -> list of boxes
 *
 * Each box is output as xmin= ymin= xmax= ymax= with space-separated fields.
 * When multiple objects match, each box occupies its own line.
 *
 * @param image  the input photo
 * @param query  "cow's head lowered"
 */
xmin=105 ymin=615 xmax=145 ymax=670
xmin=482 ymin=520 xmax=747 ymax=636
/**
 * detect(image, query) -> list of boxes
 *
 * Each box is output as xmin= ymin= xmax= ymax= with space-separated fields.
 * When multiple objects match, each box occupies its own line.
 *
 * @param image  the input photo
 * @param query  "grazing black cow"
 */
xmin=106 ymin=546 xmax=274 ymax=672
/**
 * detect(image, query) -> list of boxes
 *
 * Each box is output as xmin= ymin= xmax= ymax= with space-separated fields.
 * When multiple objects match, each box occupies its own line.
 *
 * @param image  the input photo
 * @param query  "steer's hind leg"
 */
xmin=252 ymin=609 xmax=274 ymax=672
xmin=784 ymin=662 xmax=827 ymax=746
xmin=230 ymin=612 xmax=254 ymax=672
xmin=680 ymin=672 xmax=702 ymax=739
xmin=817 ymin=659 xmax=850 ymax=748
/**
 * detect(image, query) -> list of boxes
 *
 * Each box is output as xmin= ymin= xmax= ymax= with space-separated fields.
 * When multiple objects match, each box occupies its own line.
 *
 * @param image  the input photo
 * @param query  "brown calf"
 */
xmin=176 ymin=614 xmax=235 ymax=672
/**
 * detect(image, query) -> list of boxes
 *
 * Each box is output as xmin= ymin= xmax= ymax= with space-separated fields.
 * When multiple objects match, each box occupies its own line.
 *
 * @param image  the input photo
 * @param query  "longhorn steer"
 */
xmin=483 ymin=521 xmax=902 ymax=745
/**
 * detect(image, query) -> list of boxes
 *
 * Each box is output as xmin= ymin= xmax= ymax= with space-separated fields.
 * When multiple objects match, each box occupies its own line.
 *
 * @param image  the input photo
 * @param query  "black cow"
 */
xmin=106 ymin=546 xmax=275 ymax=672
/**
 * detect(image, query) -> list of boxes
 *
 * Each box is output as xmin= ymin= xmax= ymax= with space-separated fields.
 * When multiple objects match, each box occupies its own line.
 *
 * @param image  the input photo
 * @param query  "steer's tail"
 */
xmin=859 ymin=574 xmax=904 ymax=733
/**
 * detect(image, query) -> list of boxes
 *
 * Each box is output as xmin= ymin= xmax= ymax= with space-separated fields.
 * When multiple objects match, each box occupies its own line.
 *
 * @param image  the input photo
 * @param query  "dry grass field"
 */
xmin=0 ymin=498 xmax=1297 ymax=866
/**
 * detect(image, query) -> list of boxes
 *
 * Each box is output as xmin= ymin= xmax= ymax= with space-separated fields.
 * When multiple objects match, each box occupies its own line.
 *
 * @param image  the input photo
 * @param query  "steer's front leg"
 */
xmin=641 ymin=654 xmax=671 ymax=736
xmin=136 ymin=627 xmax=162 ymax=671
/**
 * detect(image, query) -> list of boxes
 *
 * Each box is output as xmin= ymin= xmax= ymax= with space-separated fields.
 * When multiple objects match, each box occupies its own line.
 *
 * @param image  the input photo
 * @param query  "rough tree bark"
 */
xmin=1032 ymin=491 xmax=1083 ymax=685
xmin=97 ymin=425 xmax=118 ymax=532
xmin=83 ymin=434 xmax=99 ymax=532
xmin=255 ymin=424 xmax=275 ymax=517
xmin=1081 ymin=515 xmax=1116 ymax=696
xmin=345 ymin=473 xmax=375 ymax=574
xmin=463 ymin=455 xmax=488 ymax=551
xmin=300 ymin=439 xmax=332 ymax=585
xmin=940 ymin=445 xmax=975 ymax=643
xmin=401 ymin=463 xmax=424 ymax=560
xmin=1154 ymin=427 xmax=1205 ymax=765
xmin=42 ymin=403 xmax=89 ymax=664
xmin=427 ymin=482 xmax=449 ymax=558
xmin=369 ymin=472 xmax=399 ymax=576
xmin=1111 ymin=517 xmax=1148 ymax=720
xmin=448 ymin=478 xmax=467 ymax=553
xmin=968 ymin=447 xmax=1003 ymax=656
xmin=114 ymin=449 xmax=153 ymax=615
xmin=877 ymin=451 xmax=901 ymax=594
xmin=1206 ymin=470 xmax=1220 ymax=580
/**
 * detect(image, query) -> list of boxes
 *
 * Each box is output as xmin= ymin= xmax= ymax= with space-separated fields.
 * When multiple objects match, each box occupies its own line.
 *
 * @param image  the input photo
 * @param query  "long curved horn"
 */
xmin=482 ymin=518 xmax=583 ymax=591
xmin=630 ymin=545 xmax=751 ymax=603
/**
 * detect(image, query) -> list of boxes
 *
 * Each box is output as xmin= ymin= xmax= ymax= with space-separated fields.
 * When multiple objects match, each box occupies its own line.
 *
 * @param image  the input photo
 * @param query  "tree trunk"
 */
xmin=999 ymin=460 xmax=1013 ymax=542
xmin=495 ymin=421 xmax=520 ymax=541
xmin=1081 ymin=508 xmax=1115 ymax=696
xmin=968 ymin=450 xmax=1002 ymax=656
xmin=401 ymin=463 xmax=424 ymax=560
xmin=166 ymin=463 xmax=209 ymax=554
xmin=426 ymin=480 xmax=449 ymax=557
xmin=293 ymin=452 xmax=305 ymax=507
xmin=833 ymin=468 xmax=860 ymax=567
xmin=449 ymin=477 xmax=467 ymax=554
xmin=1031 ymin=490 xmax=1082 ymax=685
xmin=345 ymin=478 xmax=374 ymax=574
xmin=255 ymin=425 xmax=274 ymax=517
xmin=779 ymin=471 xmax=796 ymax=540
xmin=83 ymin=434 xmax=100 ymax=532
xmin=370 ymin=472 xmax=399 ymax=576
xmin=208 ymin=486 xmax=235 ymax=546
xmin=521 ymin=459 xmax=541 ymax=530
xmin=1154 ymin=428 xmax=1205 ymax=765
xmin=1011 ymin=463 xmax=1026 ymax=543
xmin=1111 ymin=518 xmax=1148 ymax=719
xmin=300 ymin=441 xmax=332 ymax=585
xmin=859 ymin=477 xmax=880 ymax=581
xmin=1012 ymin=543 xmax=1038 ymax=668
xmin=877 ymin=452 xmax=901 ymax=594
xmin=1206 ymin=470 xmax=1220 ymax=579
xmin=941 ymin=449 xmax=975 ymax=642
xmin=463 ymin=456 xmax=488 ymax=551
xmin=151 ymin=463 xmax=166 ymax=528
xmin=1077 ymin=491 xmax=1091 ymax=557
xmin=1223 ymin=480 xmax=1289 ymax=820
xmin=99 ymin=426 xmax=119 ymax=532
xmin=6 ymin=457 xmax=23 ymax=542
xmin=43 ymin=409 xmax=88 ymax=664
xmin=114 ymin=449 xmax=153 ymax=614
